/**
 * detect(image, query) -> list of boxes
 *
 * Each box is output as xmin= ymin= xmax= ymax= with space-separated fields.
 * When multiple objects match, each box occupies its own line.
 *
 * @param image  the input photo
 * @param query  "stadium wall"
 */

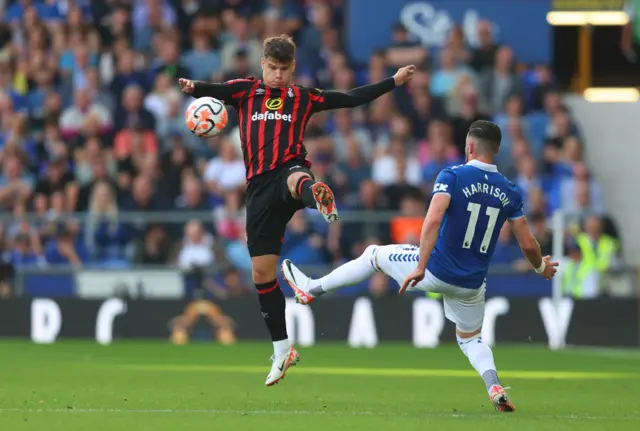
xmin=2 ymin=297 xmax=637 ymax=348
xmin=564 ymin=95 xmax=640 ymax=264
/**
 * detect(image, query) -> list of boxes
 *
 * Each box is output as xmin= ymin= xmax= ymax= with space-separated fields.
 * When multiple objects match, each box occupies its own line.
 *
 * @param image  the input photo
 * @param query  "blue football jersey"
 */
xmin=427 ymin=160 xmax=524 ymax=289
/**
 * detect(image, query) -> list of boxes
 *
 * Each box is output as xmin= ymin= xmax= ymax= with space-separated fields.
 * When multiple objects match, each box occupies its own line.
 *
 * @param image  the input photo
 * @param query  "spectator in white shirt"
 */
xmin=178 ymin=220 xmax=214 ymax=270
xmin=204 ymin=138 xmax=246 ymax=196
xmin=372 ymin=136 xmax=421 ymax=187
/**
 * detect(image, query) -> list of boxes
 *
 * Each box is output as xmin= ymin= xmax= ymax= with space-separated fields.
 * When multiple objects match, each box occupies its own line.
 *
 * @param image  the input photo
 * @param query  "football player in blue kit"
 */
xmin=282 ymin=120 xmax=559 ymax=412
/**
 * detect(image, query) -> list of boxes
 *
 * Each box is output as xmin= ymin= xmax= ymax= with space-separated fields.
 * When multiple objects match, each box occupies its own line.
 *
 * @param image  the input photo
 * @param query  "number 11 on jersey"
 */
xmin=462 ymin=202 xmax=500 ymax=254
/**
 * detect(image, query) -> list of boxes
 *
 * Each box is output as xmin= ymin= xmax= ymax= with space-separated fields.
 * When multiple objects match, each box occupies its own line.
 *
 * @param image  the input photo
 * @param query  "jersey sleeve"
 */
xmin=507 ymin=186 xmax=525 ymax=220
xmin=432 ymin=169 xmax=456 ymax=196
xmin=306 ymin=78 xmax=396 ymax=113
xmin=192 ymin=77 xmax=255 ymax=107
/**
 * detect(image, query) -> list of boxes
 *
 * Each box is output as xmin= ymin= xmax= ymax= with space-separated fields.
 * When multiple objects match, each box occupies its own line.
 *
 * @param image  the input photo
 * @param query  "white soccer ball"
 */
xmin=185 ymin=97 xmax=228 ymax=138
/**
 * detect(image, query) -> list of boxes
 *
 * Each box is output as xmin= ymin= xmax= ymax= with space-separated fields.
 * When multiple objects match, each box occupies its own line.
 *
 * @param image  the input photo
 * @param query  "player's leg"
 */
xmin=443 ymin=288 xmax=515 ymax=412
xmin=246 ymin=181 xmax=299 ymax=386
xmin=286 ymin=169 xmax=339 ymax=223
xmin=282 ymin=244 xmax=381 ymax=304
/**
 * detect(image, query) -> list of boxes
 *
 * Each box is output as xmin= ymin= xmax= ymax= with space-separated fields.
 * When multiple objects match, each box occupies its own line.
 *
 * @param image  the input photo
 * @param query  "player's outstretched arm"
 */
xmin=178 ymin=78 xmax=253 ymax=102
xmin=399 ymin=193 xmax=450 ymax=294
xmin=509 ymin=217 xmax=558 ymax=280
xmin=311 ymin=65 xmax=416 ymax=111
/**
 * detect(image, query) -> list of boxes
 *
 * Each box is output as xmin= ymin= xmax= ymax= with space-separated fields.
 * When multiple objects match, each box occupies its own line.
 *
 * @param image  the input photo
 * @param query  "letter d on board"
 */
xmin=31 ymin=299 xmax=62 ymax=344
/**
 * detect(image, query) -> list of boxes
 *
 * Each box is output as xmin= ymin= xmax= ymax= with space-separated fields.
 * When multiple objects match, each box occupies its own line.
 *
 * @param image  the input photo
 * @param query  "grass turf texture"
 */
xmin=0 ymin=341 xmax=639 ymax=430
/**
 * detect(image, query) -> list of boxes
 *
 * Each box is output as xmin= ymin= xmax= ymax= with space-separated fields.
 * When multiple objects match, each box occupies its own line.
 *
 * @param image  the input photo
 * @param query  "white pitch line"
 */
xmin=0 ymin=408 xmax=638 ymax=421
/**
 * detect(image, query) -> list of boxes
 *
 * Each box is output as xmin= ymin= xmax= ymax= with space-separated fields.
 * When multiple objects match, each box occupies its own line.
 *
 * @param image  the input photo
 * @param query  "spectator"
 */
xmin=204 ymin=138 xmax=246 ymax=196
xmin=161 ymin=140 xmax=195 ymax=199
xmin=3 ymin=232 xmax=45 ymax=268
xmin=132 ymin=224 xmax=170 ymax=265
xmin=149 ymin=37 xmax=189 ymax=83
xmin=385 ymin=22 xmax=427 ymax=69
xmin=492 ymin=224 xmax=522 ymax=267
xmin=59 ymin=88 xmax=112 ymax=140
xmin=479 ymin=46 xmax=524 ymax=115
xmin=183 ymin=28 xmax=222 ymax=81
xmin=34 ymin=159 xmax=78 ymax=212
xmin=529 ymin=65 xmax=556 ymax=111
xmin=331 ymin=136 xmax=371 ymax=202
xmin=206 ymin=268 xmax=251 ymax=299
xmin=110 ymin=50 xmax=148 ymax=102
xmin=431 ymin=47 xmax=474 ymax=98
xmin=0 ymin=156 xmax=34 ymax=211
xmin=330 ymin=109 xmax=373 ymax=162
xmin=281 ymin=211 xmax=329 ymax=266
xmin=178 ymin=220 xmax=215 ymax=270
xmin=175 ymin=175 xmax=211 ymax=213
xmin=369 ymin=272 xmax=391 ymax=298
xmin=470 ymin=20 xmax=499 ymax=72
xmin=114 ymin=84 xmax=156 ymax=132
xmin=372 ymin=136 xmax=421 ymax=189
xmin=85 ymin=181 xmax=126 ymax=261
xmin=445 ymin=25 xmax=471 ymax=65
xmin=560 ymin=162 xmax=605 ymax=217
xmin=44 ymin=228 xmax=89 ymax=268
xmin=122 ymin=175 xmax=166 ymax=239
xmin=221 ymin=13 xmax=262 ymax=74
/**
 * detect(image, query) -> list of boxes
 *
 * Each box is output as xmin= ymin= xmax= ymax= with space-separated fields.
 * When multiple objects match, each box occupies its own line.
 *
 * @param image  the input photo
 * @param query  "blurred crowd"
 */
xmin=0 ymin=0 xmax=621 ymax=298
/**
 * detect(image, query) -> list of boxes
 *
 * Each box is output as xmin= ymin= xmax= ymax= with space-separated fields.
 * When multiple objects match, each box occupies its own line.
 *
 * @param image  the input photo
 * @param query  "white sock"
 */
xmin=317 ymin=246 xmax=378 ymax=294
xmin=273 ymin=339 xmax=290 ymax=357
xmin=457 ymin=334 xmax=500 ymax=392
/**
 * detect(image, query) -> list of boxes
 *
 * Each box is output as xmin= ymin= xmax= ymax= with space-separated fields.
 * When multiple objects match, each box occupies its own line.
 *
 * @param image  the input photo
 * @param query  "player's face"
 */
xmin=262 ymin=57 xmax=295 ymax=88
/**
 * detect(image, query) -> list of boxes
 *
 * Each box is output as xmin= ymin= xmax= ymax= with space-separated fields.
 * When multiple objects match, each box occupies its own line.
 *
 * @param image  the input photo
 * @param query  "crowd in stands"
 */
xmin=0 ymin=0 xmax=621 ymax=298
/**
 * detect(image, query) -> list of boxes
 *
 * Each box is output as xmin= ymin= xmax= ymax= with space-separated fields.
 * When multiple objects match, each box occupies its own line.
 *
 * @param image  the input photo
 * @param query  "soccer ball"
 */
xmin=185 ymin=97 xmax=228 ymax=138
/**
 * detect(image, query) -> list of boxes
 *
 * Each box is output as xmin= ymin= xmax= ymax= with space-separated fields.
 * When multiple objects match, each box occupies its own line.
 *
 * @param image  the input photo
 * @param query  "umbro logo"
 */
xmin=255 ymin=88 xmax=265 ymax=95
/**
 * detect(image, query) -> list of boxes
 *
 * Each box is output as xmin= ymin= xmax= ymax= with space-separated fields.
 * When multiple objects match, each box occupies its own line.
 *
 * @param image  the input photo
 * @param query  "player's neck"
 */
xmin=468 ymin=156 xmax=495 ymax=166
xmin=262 ymin=80 xmax=290 ymax=89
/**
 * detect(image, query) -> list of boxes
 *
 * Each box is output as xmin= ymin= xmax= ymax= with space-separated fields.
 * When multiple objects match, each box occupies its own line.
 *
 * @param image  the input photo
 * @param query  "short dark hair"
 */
xmin=467 ymin=120 xmax=502 ymax=155
xmin=263 ymin=34 xmax=296 ymax=64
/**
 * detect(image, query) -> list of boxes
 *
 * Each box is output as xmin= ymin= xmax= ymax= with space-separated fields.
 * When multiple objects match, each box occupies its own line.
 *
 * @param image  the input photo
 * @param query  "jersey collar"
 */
xmin=467 ymin=159 xmax=498 ymax=173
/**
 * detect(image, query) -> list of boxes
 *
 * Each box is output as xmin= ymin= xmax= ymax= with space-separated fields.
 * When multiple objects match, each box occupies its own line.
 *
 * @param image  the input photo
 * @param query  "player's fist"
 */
xmin=539 ymin=255 xmax=559 ymax=280
xmin=179 ymin=78 xmax=195 ymax=94
xmin=393 ymin=65 xmax=416 ymax=86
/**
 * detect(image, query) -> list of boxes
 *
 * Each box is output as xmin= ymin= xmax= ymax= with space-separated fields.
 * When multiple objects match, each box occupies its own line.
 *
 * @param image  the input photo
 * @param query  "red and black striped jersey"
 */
xmin=191 ymin=76 xmax=396 ymax=181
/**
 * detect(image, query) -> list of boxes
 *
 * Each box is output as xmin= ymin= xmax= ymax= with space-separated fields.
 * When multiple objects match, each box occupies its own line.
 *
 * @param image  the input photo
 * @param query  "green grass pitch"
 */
xmin=0 ymin=341 xmax=638 ymax=430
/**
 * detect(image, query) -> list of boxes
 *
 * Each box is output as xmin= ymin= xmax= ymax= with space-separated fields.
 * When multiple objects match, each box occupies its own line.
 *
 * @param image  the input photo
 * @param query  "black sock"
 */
xmin=295 ymin=176 xmax=317 ymax=209
xmin=256 ymin=280 xmax=288 ymax=341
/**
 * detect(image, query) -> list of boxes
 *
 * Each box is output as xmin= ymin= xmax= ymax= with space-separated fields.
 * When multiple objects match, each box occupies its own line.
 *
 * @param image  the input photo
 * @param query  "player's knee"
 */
xmin=287 ymin=171 xmax=311 ymax=196
xmin=252 ymin=265 xmax=276 ymax=284
xmin=456 ymin=328 xmax=482 ymax=353
xmin=360 ymin=244 xmax=380 ymax=269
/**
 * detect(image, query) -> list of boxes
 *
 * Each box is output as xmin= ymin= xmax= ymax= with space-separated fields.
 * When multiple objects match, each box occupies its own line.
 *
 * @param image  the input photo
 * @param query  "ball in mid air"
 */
xmin=185 ymin=97 xmax=228 ymax=138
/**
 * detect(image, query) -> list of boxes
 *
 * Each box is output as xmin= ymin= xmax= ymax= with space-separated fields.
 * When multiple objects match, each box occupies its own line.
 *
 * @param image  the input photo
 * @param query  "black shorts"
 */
xmin=245 ymin=159 xmax=314 ymax=257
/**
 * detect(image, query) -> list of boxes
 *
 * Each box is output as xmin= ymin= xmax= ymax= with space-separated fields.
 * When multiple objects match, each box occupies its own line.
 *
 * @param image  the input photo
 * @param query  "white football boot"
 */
xmin=281 ymin=259 xmax=316 ymax=305
xmin=265 ymin=346 xmax=300 ymax=386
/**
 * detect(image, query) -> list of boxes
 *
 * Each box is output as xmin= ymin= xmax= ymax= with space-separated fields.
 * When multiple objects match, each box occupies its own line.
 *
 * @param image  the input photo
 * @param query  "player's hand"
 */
xmin=393 ymin=65 xmax=416 ymax=86
xmin=179 ymin=78 xmax=195 ymax=94
xmin=399 ymin=267 xmax=425 ymax=294
xmin=539 ymin=255 xmax=559 ymax=280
